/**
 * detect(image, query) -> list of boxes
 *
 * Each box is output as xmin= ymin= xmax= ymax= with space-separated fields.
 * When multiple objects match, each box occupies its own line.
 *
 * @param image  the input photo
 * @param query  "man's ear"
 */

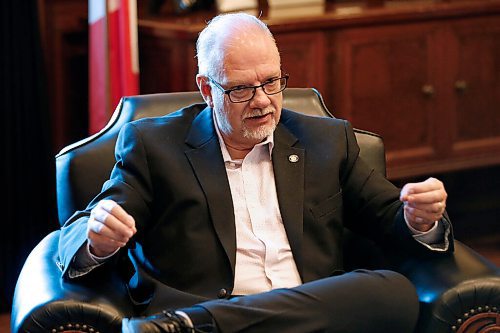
xmin=196 ymin=74 xmax=213 ymax=107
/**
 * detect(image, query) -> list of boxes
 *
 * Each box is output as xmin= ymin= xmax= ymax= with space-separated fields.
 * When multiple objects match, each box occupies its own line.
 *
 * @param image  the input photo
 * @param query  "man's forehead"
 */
xmin=219 ymin=27 xmax=272 ymax=49
xmin=219 ymin=54 xmax=281 ymax=83
xmin=219 ymin=31 xmax=279 ymax=63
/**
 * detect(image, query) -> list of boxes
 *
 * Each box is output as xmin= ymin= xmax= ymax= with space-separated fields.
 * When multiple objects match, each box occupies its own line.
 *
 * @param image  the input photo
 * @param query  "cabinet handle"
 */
xmin=421 ymin=84 xmax=435 ymax=97
xmin=455 ymin=80 xmax=468 ymax=92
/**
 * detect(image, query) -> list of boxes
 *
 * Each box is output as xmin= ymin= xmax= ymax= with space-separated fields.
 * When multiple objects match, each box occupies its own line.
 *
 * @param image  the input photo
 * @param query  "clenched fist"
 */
xmin=400 ymin=177 xmax=447 ymax=232
xmin=87 ymin=199 xmax=136 ymax=257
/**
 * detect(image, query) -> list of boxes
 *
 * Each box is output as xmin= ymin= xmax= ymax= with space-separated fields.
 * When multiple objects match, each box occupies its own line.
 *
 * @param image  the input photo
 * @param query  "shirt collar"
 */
xmin=212 ymin=109 xmax=274 ymax=162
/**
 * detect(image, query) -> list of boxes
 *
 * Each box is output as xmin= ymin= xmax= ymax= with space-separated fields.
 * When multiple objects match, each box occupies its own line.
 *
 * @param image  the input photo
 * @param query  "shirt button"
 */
xmin=217 ymin=288 xmax=229 ymax=299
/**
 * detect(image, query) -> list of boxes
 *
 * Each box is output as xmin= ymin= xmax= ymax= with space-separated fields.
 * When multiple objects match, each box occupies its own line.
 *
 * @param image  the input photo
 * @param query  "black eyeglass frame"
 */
xmin=207 ymin=73 xmax=290 ymax=103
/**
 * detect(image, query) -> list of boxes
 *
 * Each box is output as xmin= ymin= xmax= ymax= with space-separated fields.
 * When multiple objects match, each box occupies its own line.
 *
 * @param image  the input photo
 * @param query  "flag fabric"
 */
xmin=88 ymin=0 xmax=139 ymax=134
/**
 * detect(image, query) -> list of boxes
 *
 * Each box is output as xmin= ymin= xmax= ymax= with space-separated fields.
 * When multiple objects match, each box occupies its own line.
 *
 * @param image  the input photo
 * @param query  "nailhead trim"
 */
xmin=51 ymin=323 xmax=100 ymax=333
xmin=450 ymin=306 xmax=499 ymax=331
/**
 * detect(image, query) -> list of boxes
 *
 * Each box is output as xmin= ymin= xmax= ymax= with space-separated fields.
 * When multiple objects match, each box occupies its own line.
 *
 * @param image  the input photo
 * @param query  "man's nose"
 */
xmin=250 ymin=87 xmax=271 ymax=107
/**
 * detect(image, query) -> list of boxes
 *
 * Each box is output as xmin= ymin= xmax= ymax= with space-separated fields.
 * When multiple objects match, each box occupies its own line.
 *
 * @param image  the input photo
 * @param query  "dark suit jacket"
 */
xmin=59 ymin=104 xmax=446 ymax=310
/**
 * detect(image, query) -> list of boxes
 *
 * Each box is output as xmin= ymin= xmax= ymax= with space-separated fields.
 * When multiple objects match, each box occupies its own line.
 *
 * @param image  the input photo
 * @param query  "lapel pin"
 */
xmin=288 ymin=154 xmax=299 ymax=163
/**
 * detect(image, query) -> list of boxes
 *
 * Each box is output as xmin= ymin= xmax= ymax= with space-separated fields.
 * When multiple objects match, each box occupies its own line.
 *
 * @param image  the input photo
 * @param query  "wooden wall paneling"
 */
xmin=139 ymin=34 xmax=175 ymax=93
xmin=138 ymin=24 xmax=199 ymax=94
xmin=39 ymin=0 xmax=89 ymax=152
xmin=138 ymin=23 xmax=198 ymax=93
xmin=139 ymin=36 xmax=193 ymax=93
xmin=274 ymin=31 xmax=326 ymax=95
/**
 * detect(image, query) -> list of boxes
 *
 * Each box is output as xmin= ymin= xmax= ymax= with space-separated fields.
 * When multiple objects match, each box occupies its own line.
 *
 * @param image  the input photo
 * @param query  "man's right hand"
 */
xmin=87 ymin=199 xmax=137 ymax=257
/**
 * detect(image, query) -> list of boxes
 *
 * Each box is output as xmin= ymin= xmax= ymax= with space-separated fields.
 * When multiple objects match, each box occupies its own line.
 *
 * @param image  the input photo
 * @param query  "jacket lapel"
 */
xmin=184 ymin=107 xmax=236 ymax=275
xmin=272 ymin=121 xmax=305 ymax=279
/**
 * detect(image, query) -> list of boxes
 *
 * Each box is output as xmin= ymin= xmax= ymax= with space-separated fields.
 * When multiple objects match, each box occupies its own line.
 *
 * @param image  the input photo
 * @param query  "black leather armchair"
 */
xmin=12 ymin=89 xmax=499 ymax=333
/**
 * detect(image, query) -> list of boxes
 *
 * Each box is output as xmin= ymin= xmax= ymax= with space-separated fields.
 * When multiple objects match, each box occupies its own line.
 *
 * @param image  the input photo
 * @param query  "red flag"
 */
xmin=89 ymin=0 xmax=139 ymax=134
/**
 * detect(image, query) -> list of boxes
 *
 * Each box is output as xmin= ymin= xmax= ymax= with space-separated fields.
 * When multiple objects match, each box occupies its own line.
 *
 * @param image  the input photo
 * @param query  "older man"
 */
xmin=59 ymin=12 xmax=451 ymax=333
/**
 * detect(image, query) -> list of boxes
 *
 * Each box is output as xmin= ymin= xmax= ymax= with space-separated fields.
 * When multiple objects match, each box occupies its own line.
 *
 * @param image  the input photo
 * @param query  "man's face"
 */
xmin=210 ymin=33 xmax=283 ymax=150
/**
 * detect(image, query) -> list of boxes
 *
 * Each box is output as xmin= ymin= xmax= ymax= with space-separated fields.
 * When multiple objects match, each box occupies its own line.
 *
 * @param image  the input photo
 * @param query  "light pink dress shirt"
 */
xmin=214 ymin=123 xmax=302 ymax=295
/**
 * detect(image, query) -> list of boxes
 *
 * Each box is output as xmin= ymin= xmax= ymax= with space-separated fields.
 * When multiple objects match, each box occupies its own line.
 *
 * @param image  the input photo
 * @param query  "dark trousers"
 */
xmin=186 ymin=270 xmax=419 ymax=333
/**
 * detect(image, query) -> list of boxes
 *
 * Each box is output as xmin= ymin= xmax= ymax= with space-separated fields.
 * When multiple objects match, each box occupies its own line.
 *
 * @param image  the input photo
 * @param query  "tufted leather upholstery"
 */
xmin=12 ymin=89 xmax=499 ymax=333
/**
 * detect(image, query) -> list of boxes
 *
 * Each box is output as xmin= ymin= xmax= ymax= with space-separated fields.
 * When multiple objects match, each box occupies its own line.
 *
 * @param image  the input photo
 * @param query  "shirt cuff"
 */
xmin=405 ymin=217 xmax=450 ymax=252
xmin=67 ymin=242 xmax=118 ymax=278
xmin=406 ymin=219 xmax=439 ymax=236
xmin=87 ymin=242 xmax=119 ymax=262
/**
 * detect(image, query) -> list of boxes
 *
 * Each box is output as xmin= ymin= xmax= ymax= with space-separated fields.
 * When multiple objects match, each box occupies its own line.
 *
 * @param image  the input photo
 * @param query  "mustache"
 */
xmin=243 ymin=107 xmax=275 ymax=119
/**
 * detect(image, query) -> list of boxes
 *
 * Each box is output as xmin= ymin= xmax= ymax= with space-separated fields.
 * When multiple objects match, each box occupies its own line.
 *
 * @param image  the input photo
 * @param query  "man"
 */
xmin=59 ymin=13 xmax=451 ymax=333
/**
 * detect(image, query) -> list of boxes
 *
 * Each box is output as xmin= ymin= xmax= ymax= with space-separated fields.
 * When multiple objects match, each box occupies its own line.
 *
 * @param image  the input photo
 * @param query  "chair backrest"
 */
xmin=55 ymin=88 xmax=386 ymax=225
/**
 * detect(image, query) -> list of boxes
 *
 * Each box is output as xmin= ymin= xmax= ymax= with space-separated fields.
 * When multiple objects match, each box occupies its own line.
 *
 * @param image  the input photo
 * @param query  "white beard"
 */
xmin=242 ymin=117 xmax=276 ymax=141
xmin=241 ymin=106 xmax=276 ymax=141
xmin=215 ymin=106 xmax=277 ymax=142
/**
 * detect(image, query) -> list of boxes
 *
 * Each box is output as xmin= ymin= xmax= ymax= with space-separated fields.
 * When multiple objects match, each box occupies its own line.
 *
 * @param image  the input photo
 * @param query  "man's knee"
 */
xmin=354 ymin=269 xmax=419 ymax=332
xmin=371 ymin=270 xmax=418 ymax=305
xmin=308 ymin=269 xmax=419 ymax=332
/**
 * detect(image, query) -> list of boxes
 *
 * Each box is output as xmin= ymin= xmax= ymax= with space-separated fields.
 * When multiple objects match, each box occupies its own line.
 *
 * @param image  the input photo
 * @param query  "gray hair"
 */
xmin=196 ymin=13 xmax=277 ymax=78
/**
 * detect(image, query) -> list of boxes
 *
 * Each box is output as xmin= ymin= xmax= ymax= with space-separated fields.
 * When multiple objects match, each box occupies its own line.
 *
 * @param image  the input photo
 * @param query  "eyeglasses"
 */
xmin=208 ymin=74 xmax=289 ymax=103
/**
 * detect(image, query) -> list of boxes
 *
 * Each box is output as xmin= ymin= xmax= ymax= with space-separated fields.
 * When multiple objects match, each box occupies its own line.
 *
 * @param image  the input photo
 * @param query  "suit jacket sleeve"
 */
xmin=339 ymin=120 xmax=453 ymax=256
xmin=58 ymin=122 xmax=154 ymax=278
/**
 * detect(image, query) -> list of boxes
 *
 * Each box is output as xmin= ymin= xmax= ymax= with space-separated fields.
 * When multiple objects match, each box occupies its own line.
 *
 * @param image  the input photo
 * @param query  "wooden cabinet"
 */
xmin=447 ymin=17 xmax=500 ymax=167
xmin=330 ymin=15 xmax=500 ymax=178
xmin=331 ymin=22 xmax=442 ymax=178
xmin=139 ymin=29 xmax=198 ymax=93
xmin=275 ymin=31 xmax=327 ymax=93
xmin=138 ymin=0 xmax=500 ymax=179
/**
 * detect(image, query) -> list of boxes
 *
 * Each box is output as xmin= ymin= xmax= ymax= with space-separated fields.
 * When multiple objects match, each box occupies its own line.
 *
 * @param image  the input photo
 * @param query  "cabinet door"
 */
xmin=274 ymin=31 xmax=326 ymax=94
xmin=331 ymin=22 xmax=443 ymax=179
xmin=447 ymin=16 xmax=500 ymax=167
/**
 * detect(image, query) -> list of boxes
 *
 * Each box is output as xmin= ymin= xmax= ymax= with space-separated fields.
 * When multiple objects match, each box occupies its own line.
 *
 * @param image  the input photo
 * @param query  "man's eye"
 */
xmin=231 ymin=85 xmax=249 ymax=90
xmin=231 ymin=88 xmax=252 ymax=97
xmin=264 ymin=77 xmax=279 ymax=84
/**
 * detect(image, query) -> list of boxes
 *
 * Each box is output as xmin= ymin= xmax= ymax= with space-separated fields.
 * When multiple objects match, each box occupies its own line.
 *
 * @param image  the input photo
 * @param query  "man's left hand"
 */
xmin=400 ymin=177 xmax=447 ymax=232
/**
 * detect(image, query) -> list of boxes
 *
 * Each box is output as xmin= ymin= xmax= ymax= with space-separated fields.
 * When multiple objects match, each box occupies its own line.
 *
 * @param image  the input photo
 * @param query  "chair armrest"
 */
xmin=11 ymin=230 xmax=135 ymax=333
xmin=399 ymin=240 xmax=500 ymax=333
